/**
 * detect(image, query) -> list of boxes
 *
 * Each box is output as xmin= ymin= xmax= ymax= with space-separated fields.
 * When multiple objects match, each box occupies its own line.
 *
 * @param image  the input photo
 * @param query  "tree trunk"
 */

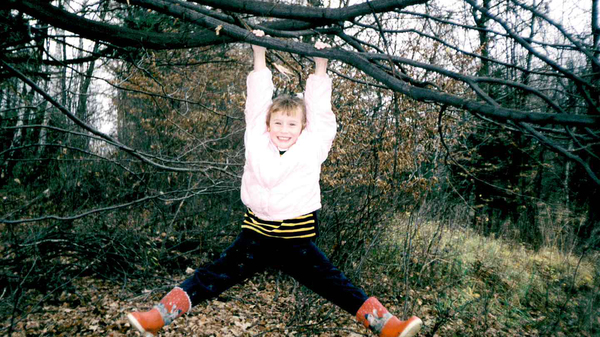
xmin=519 ymin=2 xmax=542 ymax=247
xmin=37 ymin=79 xmax=51 ymax=158
xmin=582 ymin=0 xmax=600 ymax=246
xmin=74 ymin=42 xmax=100 ymax=151
xmin=11 ymin=83 xmax=31 ymax=149
xmin=592 ymin=0 xmax=599 ymax=80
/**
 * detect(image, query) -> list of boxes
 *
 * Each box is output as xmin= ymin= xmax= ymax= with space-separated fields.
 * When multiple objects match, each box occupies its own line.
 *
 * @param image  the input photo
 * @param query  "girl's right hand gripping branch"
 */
xmin=251 ymin=30 xmax=267 ymax=71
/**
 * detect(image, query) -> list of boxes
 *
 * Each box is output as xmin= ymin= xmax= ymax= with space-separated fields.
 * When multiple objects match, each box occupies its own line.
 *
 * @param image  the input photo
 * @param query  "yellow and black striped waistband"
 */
xmin=242 ymin=209 xmax=318 ymax=239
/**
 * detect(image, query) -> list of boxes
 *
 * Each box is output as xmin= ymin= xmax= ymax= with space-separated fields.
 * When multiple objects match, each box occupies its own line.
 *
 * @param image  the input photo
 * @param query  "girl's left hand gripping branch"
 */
xmin=313 ymin=41 xmax=330 ymax=77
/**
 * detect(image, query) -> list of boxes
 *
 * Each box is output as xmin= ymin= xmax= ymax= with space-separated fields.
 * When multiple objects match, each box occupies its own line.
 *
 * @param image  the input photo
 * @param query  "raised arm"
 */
xmin=245 ymin=30 xmax=273 ymax=134
xmin=304 ymin=41 xmax=336 ymax=161
xmin=251 ymin=29 xmax=267 ymax=71
xmin=313 ymin=41 xmax=329 ymax=77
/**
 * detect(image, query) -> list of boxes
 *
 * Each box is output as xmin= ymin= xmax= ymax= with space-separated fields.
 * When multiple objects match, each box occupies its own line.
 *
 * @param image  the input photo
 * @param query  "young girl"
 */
xmin=127 ymin=30 xmax=422 ymax=337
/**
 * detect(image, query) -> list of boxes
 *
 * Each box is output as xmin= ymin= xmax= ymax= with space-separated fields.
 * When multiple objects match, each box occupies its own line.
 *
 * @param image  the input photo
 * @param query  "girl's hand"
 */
xmin=314 ymin=41 xmax=330 ymax=76
xmin=251 ymin=30 xmax=267 ymax=71
xmin=314 ymin=41 xmax=330 ymax=50
xmin=251 ymin=30 xmax=266 ymax=54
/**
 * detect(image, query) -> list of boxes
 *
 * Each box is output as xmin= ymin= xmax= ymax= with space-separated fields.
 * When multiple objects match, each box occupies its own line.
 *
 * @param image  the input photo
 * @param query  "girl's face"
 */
xmin=268 ymin=111 xmax=303 ymax=150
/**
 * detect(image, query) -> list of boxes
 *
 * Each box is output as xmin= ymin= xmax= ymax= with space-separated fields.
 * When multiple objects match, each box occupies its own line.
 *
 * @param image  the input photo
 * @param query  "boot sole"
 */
xmin=398 ymin=317 xmax=423 ymax=337
xmin=127 ymin=313 xmax=156 ymax=337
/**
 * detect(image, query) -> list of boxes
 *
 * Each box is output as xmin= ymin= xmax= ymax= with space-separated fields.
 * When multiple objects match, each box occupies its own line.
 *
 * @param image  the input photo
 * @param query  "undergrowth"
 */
xmin=2 ymin=208 xmax=599 ymax=336
xmin=367 ymin=215 xmax=600 ymax=337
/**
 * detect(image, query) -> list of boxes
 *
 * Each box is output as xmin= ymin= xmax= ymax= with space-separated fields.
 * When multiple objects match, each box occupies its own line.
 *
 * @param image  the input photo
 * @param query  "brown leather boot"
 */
xmin=356 ymin=297 xmax=422 ymax=337
xmin=127 ymin=287 xmax=191 ymax=336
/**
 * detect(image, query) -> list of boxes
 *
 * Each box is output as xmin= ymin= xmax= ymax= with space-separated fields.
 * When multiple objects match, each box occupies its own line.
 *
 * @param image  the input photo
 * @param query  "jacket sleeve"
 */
xmin=303 ymin=73 xmax=337 ymax=162
xmin=245 ymin=68 xmax=274 ymax=136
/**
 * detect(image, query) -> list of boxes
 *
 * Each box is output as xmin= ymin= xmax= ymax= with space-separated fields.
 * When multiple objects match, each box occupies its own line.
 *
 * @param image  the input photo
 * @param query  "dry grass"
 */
xmin=375 ymin=215 xmax=600 ymax=336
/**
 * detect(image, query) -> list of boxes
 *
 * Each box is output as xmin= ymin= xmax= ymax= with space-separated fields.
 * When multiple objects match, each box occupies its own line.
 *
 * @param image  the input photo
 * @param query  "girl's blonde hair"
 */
xmin=266 ymin=95 xmax=307 ymax=129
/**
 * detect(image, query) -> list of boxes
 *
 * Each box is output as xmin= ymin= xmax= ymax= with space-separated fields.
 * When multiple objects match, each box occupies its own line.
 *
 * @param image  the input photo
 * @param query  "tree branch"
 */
xmin=186 ymin=0 xmax=428 ymax=21
xmin=9 ymin=0 xmax=231 ymax=49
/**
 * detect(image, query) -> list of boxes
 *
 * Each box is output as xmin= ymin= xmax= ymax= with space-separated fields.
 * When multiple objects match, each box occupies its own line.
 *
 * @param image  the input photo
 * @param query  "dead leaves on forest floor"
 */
xmin=1 ymin=267 xmax=554 ymax=337
xmin=3 ymin=272 xmax=372 ymax=337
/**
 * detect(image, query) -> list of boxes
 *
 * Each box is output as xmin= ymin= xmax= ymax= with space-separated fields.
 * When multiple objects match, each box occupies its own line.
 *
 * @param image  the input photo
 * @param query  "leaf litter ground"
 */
xmin=4 ymin=271 xmax=372 ymax=337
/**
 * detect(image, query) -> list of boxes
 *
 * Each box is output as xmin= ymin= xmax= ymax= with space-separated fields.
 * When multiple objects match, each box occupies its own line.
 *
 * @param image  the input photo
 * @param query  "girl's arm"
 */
xmin=304 ymin=41 xmax=336 ymax=162
xmin=251 ymin=30 xmax=267 ymax=71
xmin=313 ymin=41 xmax=329 ymax=77
xmin=246 ymin=30 xmax=273 ymax=134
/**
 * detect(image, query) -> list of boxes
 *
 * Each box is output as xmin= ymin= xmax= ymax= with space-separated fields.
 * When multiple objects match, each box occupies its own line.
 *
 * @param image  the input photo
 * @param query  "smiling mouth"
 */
xmin=277 ymin=137 xmax=291 ymax=142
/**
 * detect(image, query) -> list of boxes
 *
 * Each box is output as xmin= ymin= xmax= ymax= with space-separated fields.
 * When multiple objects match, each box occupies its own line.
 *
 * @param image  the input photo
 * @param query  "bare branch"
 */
xmin=519 ymin=122 xmax=600 ymax=185
xmin=185 ymin=0 xmax=428 ymax=21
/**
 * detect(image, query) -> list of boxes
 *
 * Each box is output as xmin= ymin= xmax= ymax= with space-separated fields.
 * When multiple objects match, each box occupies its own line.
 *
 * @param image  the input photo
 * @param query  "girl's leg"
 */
xmin=280 ymin=242 xmax=421 ymax=337
xmin=180 ymin=231 xmax=267 ymax=305
xmin=128 ymin=231 xmax=267 ymax=336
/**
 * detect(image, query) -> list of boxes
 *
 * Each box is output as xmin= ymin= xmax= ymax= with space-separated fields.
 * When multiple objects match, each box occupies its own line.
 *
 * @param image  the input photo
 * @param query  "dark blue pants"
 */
xmin=180 ymin=230 xmax=368 ymax=315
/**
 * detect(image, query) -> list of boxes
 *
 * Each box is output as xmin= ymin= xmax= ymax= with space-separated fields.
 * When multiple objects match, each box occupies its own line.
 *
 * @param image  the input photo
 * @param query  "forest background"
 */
xmin=1 ymin=0 xmax=599 ymax=336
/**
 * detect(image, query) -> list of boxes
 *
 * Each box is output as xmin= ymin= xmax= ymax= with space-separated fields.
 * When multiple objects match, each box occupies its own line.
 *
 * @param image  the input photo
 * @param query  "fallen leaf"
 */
xmin=273 ymin=63 xmax=293 ymax=79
